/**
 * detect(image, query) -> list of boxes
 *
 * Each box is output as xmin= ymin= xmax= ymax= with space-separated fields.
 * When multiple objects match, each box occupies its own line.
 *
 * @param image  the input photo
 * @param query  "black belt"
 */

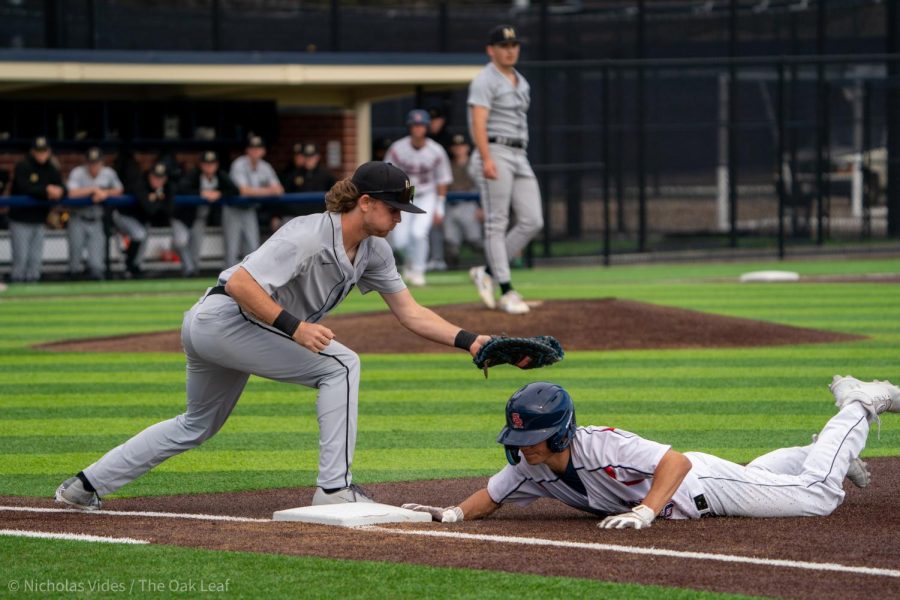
xmin=488 ymin=136 xmax=526 ymax=149
xmin=694 ymin=494 xmax=714 ymax=518
xmin=207 ymin=285 xmax=229 ymax=297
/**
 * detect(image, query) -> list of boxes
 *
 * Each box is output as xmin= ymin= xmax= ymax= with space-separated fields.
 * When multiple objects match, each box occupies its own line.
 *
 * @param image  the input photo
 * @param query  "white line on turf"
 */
xmin=6 ymin=505 xmax=896 ymax=578
xmin=365 ymin=527 xmax=900 ymax=579
xmin=0 ymin=529 xmax=148 ymax=544
xmin=0 ymin=506 xmax=270 ymax=523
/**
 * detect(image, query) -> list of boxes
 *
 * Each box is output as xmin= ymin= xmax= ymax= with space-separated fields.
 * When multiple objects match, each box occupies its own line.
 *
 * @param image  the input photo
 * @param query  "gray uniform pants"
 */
xmin=10 ymin=220 xmax=44 ymax=282
xmin=469 ymin=144 xmax=543 ymax=284
xmin=443 ymin=201 xmax=484 ymax=266
xmin=111 ymin=211 xmax=148 ymax=267
xmin=222 ymin=205 xmax=260 ymax=267
xmin=67 ymin=213 xmax=105 ymax=277
xmin=82 ymin=292 xmax=360 ymax=496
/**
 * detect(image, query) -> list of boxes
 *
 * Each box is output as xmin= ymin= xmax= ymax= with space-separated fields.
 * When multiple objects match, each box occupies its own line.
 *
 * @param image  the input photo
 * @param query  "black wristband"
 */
xmin=273 ymin=310 xmax=301 ymax=337
xmin=454 ymin=329 xmax=478 ymax=351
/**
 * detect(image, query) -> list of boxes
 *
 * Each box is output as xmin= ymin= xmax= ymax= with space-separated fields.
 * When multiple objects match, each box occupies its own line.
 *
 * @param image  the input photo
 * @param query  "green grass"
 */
xmin=1 ymin=537 xmax=755 ymax=599
xmin=1 ymin=256 xmax=899 ymax=598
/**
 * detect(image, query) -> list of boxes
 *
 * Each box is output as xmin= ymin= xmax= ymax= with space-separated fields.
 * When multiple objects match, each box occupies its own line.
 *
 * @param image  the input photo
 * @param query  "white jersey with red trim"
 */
xmin=384 ymin=136 xmax=452 ymax=198
xmin=486 ymin=426 xmax=704 ymax=519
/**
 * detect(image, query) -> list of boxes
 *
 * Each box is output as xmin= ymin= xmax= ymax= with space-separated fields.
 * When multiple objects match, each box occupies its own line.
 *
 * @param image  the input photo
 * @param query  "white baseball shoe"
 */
xmin=311 ymin=484 xmax=375 ymax=506
xmin=403 ymin=270 xmax=427 ymax=287
xmin=55 ymin=476 xmax=102 ymax=511
xmin=469 ymin=266 xmax=496 ymax=309
xmin=829 ymin=375 xmax=900 ymax=418
xmin=498 ymin=290 xmax=530 ymax=315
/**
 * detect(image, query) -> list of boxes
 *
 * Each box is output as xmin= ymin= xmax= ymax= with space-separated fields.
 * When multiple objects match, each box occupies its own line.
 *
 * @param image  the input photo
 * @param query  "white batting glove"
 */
xmin=401 ymin=503 xmax=464 ymax=523
xmin=598 ymin=504 xmax=655 ymax=530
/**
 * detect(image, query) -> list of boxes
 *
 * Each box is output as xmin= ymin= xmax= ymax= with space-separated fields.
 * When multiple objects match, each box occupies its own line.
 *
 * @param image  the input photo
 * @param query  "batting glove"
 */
xmin=401 ymin=503 xmax=464 ymax=523
xmin=598 ymin=504 xmax=655 ymax=530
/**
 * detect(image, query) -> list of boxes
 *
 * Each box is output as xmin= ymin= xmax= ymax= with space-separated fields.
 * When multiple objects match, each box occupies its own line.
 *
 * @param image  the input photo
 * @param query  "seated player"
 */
xmin=404 ymin=376 xmax=895 ymax=527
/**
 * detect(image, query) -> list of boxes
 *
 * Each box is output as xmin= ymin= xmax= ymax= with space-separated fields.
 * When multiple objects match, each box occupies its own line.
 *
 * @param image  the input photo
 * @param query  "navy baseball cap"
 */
xmin=489 ymin=24 xmax=520 ymax=45
xmin=150 ymin=163 xmax=168 ymax=178
xmin=406 ymin=109 xmax=431 ymax=127
xmin=351 ymin=161 xmax=424 ymax=214
xmin=200 ymin=151 xmax=218 ymax=164
xmin=247 ymin=135 xmax=265 ymax=148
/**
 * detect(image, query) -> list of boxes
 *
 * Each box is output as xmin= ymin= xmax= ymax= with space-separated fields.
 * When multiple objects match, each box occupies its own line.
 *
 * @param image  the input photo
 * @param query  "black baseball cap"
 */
xmin=489 ymin=24 xmax=520 ymax=45
xmin=302 ymin=143 xmax=319 ymax=157
xmin=450 ymin=133 xmax=469 ymax=146
xmin=150 ymin=162 xmax=168 ymax=178
xmin=200 ymin=150 xmax=218 ymax=164
xmin=247 ymin=135 xmax=265 ymax=148
xmin=86 ymin=147 xmax=103 ymax=162
xmin=351 ymin=161 xmax=424 ymax=214
xmin=31 ymin=136 xmax=50 ymax=151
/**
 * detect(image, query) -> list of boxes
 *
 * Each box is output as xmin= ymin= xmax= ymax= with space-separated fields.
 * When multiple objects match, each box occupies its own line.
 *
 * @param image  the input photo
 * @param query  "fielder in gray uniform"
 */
xmin=66 ymin=148 xmax=124 ymax=280
xmin=225 ymin=135 xmax=284 ymax=267
xmin=467 ymin=24 xmax=543 ymax=315
xmin=405 ymin=376 xmax=894 ymax=526
xmin=55 ymin=161 xmax=492 ymax=510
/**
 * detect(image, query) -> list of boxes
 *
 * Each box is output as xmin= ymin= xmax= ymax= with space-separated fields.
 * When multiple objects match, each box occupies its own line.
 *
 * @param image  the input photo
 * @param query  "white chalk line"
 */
xmin=0 ymin=529 xmax=148 ymax=544
xmin=365 ymin=526 xmax=900 ymax=579
xmin=0 ymin=505 xmax=270 ymax=523
xmin=4 ymin=505 xmax=896 ymax=579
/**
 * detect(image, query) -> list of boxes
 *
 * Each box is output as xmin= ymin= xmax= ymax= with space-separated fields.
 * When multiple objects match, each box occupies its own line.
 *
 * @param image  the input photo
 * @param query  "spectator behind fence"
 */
xmin=444 ymin=133 xmax=485 ymax=270
xmin=9 ymin=137 xmax=66 ymax=283
xmin=227 ymin=135 xmax=283 ymax=267
xmin=178 ymin=151 xmax=239 ymax=277
xmin=66 ymin=147 xmax=124 ymax=280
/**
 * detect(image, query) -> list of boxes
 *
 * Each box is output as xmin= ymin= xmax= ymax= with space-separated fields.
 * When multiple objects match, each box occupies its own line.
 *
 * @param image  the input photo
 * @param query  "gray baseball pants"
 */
xmin=111 ymin=211 xmax=148 ymax=266
xmin=67 ymin=213 xmax=105 ymax=277
xmin=686 ymin=403 xmax=870 ymax=518
xmin=9 ymin=221 xmax=44 ymax=282
xmin=82 ymin=292 xmax=361 ymax=496
xmin=469 ymin=144 xmax=543 ymax=284
xmin=222 ymin=205 xmax=260 ymax=267
xmin=443 ymin=201 xmax=484 ymax=264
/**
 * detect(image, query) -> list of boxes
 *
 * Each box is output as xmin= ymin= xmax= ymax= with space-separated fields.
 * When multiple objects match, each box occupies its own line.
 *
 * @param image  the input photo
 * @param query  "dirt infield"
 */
xmin=37 ymin=298 xmax=864 ymax=354
xmin=4 ymin=457 xmax=899 ymax=599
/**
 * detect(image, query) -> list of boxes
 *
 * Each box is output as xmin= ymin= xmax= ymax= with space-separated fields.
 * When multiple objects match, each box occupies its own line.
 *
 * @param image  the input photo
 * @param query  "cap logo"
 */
xmin=404 ymin=179 xmax=410 ymax=190
xmin=511 ymin=412 xmax=524 ymax=429
xmin=503 ymin=27 xmax=515 ymax=40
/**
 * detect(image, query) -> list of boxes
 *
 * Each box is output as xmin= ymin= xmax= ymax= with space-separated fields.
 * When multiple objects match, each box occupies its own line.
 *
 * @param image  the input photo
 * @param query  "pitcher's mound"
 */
xmin=37 ymin=298 xmax=863 ymax=354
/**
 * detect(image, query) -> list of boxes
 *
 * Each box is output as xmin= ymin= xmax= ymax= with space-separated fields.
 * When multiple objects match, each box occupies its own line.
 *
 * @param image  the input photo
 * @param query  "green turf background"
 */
xmin=1 ymin=257 xmax=898 ymax=598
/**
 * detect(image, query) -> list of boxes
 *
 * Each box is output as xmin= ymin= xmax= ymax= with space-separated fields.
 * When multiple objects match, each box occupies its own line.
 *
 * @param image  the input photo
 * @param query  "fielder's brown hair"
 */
xmin=325 ymin=178 xmax=360 ymax=213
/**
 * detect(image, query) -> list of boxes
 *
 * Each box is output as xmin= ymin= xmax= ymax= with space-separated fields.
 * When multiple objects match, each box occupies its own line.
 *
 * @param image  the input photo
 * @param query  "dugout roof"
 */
xmin=0 ymin=49 xmax=484 ymax=162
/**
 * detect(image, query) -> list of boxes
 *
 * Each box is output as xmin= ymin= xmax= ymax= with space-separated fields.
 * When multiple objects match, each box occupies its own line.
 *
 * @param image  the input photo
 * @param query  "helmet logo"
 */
xmin=511 ymin=412 xmax=524 ymax=429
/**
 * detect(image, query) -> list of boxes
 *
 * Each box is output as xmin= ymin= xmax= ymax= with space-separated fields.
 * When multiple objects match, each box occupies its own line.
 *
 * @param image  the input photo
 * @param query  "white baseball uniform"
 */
xmin=82 ymin=211 xmax=406 ymax=496
xmin=489 ymin=403 xmax=871 ymax=519
xmin=384 ymin=139 xmax=452 ymax=279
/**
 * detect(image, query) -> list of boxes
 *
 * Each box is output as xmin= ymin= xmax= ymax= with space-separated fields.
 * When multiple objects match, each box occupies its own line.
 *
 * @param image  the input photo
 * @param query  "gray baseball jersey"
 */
xmin=67 ymin=165 xmax=123 ymax=219
xmin=229 ymin=155 xmax=280 ymax=189
xmin=467 ymin=62 xmax=531 ymax=144
xmin=83 ymin=210 xmax=407 ymax=496
xmin=219 ymin=211 xmax=406 ymax=322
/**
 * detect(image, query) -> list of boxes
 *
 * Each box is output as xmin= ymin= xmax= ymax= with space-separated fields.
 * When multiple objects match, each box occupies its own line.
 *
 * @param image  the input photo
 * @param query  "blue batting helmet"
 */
xmin=406 ymin=109 xmax=431 ymax=127
xmin=496 ymin=382 xmax=576 ymax=465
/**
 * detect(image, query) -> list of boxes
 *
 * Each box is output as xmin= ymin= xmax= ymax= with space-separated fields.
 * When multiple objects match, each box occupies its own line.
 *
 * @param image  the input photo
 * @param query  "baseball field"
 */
xmin=2 ymin=256 xmax=899 ymax=598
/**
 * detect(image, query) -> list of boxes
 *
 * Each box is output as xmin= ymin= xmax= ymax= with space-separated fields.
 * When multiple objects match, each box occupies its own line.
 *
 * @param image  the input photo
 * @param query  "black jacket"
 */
xmin=9 ymin=155 xmax=66 ymax=224
xmin=130 ymin=174 xmax=176 ymax=227
xmin=176 ymin=168 xmax=239 ymax=225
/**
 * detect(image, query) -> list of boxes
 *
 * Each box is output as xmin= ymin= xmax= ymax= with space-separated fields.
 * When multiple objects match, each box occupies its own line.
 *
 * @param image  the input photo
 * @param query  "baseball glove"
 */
xmin=473 ymin=335 xmax=564 ymax=378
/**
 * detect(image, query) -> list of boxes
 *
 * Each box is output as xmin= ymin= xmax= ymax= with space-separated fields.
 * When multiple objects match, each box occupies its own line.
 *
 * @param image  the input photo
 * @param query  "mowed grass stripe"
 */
xmin=0 ymin=428 xmax=846 ymax=454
